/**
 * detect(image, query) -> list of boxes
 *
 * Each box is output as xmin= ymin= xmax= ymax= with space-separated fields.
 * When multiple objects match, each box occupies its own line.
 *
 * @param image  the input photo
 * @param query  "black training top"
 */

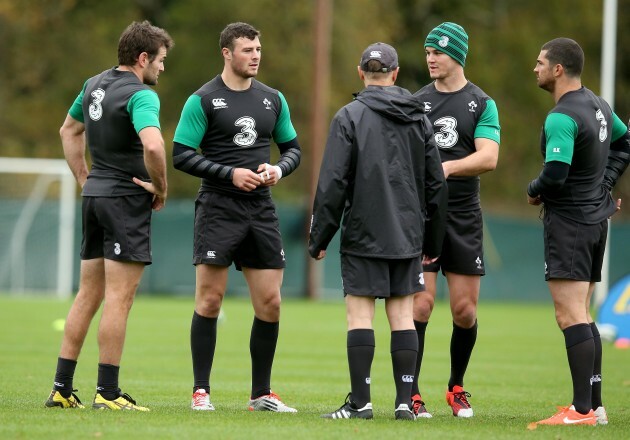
xmin=539 ymin=86 xmax=627 ymax=224
xmin=415 ymin=81 xmax=500 ymax=211
xmin=173 ymin=75 xmax=297 ymax=198
xmin=69 ymin=68 xmax=160 ymax=196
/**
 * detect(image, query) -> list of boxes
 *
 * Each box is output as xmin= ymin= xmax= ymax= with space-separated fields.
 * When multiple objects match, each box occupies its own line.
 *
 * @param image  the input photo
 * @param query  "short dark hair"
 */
xmin=118 ymin=20 xmax=174 ymax=66
xmin=220 ymin=22 xmax=260 ymax=52
xmin=363 ymin=59 xmax=389 ymax=73
xmin=541 ymin=37 xmax=584 ymax=78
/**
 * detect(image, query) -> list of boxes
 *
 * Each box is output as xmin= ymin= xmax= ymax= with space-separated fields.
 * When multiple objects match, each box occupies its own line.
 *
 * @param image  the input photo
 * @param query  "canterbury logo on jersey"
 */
xmin=212 ymin=98 xmax=227 ymax=109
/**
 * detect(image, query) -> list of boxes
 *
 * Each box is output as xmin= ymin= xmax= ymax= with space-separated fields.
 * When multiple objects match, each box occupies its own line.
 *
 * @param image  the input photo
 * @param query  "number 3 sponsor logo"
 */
xmin=434 ymin=116 xmax=458 ymax=149
xmin=89 ymin=88 xmax=105 ymax=121
xmin=233 ymin=116 xmax=258 ymax=147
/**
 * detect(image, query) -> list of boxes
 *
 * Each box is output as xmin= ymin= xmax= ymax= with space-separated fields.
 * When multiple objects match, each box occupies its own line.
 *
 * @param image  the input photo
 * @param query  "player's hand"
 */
xmin=610 ymin=198 xmax=622 ymax=218
xmin=422 ymin=254 xmax=438 ymax=265
xmin=232 ymin=168 xmax=262 ymax=192
xmin=442 ymin=161 xmax=452 ymax=179
xmin=256 ymin=163 xmax=280 ymax=186
xmin=132 ymin=177 xmax=167 ymax=211
xmin=527 ymin=194 xmax=542 ymax=205
xmin=151 ymin=195 xmax=166 ymax=211
xmin=314 ymin=250 xmax=326 ymax=260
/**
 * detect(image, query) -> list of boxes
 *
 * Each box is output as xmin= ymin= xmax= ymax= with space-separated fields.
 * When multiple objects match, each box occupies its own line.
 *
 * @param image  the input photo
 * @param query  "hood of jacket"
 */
xmin=354 ymin=85 xmax=426 ymax=123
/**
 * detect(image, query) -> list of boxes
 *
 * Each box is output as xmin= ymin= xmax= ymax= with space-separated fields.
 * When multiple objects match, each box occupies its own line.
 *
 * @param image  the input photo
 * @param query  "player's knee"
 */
xmin=195 ymin=290 xmax=224 ymax=316
xmin=413 ymin=293 xmax=434 ymax=321
xmin=452 ymin=301 xmax=476 ymax=326
xmin=261 ymin=294 xmax=281 ymax=314
xmin=554 ymin=309 xmax=582 ymax=330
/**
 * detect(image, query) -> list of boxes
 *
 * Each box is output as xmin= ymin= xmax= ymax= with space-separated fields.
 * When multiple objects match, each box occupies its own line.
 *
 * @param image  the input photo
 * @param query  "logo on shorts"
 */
xmin=401 ymin=375 xmax=414 ymax=383
xmin=419 ymin=272 xmax=425 ymax=285
xmin=281 ymin=249 xmax=285 ymax=261
xmin=544 ymin=261 xmax=548 ymax=275
xmin=114 ymin=243 xmax=121 ymax=255
xmin=475 ymin=256 xmax=483 ymax=269
xmin=207 ymin=251 xmax=216 ymax=259
xmin=365 ymin=377 xmax=371 ymax=384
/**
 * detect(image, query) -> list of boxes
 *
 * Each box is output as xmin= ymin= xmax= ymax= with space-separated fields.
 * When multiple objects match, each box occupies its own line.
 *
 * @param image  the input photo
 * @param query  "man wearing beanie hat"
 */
xmin=411 ymin=22 xmax=501 ymax=418
xmin=310 ymin=42 xmax=447 ymax=421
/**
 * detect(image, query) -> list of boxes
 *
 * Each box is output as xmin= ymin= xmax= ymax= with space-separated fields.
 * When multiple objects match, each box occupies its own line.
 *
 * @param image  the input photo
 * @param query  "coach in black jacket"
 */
xmin=309 ymin=42 xmax=447 ymax=420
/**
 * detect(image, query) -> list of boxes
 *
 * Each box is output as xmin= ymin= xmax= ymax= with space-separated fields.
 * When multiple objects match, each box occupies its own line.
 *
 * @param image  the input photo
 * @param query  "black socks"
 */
xmin=563 ymin=323 xmax=595 ymax=414
xmin=190 ymin=311 xmax=218 ymax=392
xmin=411 ymin=320 xmax=428 ymax=396
xmin=448 ymin=320 xmax=478 ymax=390
xmin=53 ymin=357 xmax=77 ymax=398
xmin=391 ymin=330 xmax=419 ymax=407
xmin=96 ymin=363 xmax=120 ymax=400
xmin=347 ymin=329 xmax=375 ymax=408
xmin=250 ymin=317 xmax=279 ymax=399
xmin=590 ymin=322 xmax=602 ymax=409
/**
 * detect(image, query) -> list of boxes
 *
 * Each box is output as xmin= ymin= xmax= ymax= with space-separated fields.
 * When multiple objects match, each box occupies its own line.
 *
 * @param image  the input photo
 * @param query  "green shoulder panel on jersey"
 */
xmin=128 ymin=89 xmax=160 ymax=132
xmin=611 ymin=112 xmax=628 ymax=141
xmin=473 ymin=99 xmax=501 ymax=144
xmin=272 ymin=91 xmax=297 ymax=144
xmin=173 ymin=95 xmax=207 ymax=149
xmin=68 ymin=80 xmax=89 ymax=123
xmin=544 ymin=112 xmax=577 ymax=164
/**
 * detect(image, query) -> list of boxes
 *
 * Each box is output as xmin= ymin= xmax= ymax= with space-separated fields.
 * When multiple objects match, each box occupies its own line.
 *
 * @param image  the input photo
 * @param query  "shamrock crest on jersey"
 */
xmin=595 ymin=109 xmax=608 ymax=142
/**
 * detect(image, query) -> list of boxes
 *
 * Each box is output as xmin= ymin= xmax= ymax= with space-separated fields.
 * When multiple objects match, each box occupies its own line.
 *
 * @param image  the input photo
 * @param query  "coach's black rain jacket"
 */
xmin=309 ymin=85 xmax=447 ymax=259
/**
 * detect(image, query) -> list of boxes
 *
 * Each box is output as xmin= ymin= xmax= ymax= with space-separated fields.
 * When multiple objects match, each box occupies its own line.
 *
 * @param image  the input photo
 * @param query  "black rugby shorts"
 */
xmin=80 ymin=194 xmax=153 ymax=264
xmin=424 ymin=209 xmax=484 ymax=275
xmin=193 ymin=191 xmax=285 ymax=270
xmin=340 ymin=254 xmax=424 ymax=298
xmin=543 ymin=209 xmax=608 ymax=282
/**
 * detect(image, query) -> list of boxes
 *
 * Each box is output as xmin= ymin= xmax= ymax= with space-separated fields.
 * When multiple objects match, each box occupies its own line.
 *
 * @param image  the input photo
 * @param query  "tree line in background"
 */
xmin=1 ymin=0 xmax=628 ymax=218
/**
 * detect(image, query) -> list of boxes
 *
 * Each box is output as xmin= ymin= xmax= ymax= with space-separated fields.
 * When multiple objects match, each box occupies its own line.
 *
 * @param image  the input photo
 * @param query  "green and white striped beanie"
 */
xmin=424 ymin=22 xmax=468 ymax=67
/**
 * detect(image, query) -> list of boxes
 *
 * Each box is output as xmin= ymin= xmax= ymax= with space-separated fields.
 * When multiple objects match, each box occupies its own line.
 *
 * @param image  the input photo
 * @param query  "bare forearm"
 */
xmin=144 ymin=144 xmax=168 ymax=195
xmin=444 ymin=155 xmax=494 ymax=177
xmin=138 ymin=126 xmax=168 ymax=197
xmin=61 ymin=131 xmax=88 ymax=187
xmin=443 ymin=141 xmax=498 ymax=178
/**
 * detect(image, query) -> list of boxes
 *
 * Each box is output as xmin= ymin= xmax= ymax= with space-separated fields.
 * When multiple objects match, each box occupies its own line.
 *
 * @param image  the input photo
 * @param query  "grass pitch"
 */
xmin=0 ymin=295 xmax=628 ymax=439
